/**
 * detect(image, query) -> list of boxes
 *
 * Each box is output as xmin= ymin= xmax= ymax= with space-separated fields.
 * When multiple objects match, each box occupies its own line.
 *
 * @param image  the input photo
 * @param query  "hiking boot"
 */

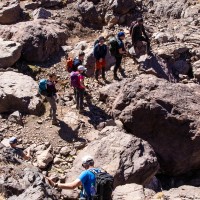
xmin=79 ymin=109 xmax=85 ymax=114
xmin=114 ymin=75 xmax=120 ymax=81
xmin=52 ymin=120 xmax=59 ymax=126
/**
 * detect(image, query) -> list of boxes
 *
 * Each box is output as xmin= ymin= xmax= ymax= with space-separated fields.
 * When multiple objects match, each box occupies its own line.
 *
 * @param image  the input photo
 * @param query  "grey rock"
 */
xmin=32 ymin=8 xmax=52 ymax=20
xmin=8 ymin=111 xmax=23 ymax=126
xmin=0 ymin=40 xmax=22 ymax=69
xmin=0 ymin=71 xmax=44 ymax=115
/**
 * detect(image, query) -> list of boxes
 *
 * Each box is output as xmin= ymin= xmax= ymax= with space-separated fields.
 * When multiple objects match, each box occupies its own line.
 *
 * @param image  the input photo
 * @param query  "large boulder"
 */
xmin=112 ymin=183 xmax=155 ymax=200
xmin=162 ymin=185 xmax=200 ymax=199
xmin=0 ymin=39 xmax=22 ymax=68
xmin=65 ymin=126 xmax=159 ymax=188
xmin=100 ymin=74 xmax=200 ymax=176
xmin=0 ymin=71 xmax=44 ymax=115
xmin=109 ymin=0 xmax=136 ymax=15
xmin=36 ymin=0 xmax=62 ymax=8
xmin=153 ymin=0 xmax=188 ymax=19
xmin=193 ymin=60 xmax=200 ymax=80
xmin=0 ymin=0 xmax=21 ymax=24
xmin=0 ymin=144 xmax=59 ymax=200
xmin=0 ymin=20 xmax=68 ymax=62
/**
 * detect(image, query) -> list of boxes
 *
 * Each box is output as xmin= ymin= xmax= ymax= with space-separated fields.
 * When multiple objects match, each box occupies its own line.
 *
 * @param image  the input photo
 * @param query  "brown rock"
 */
xmin=0 ymin=0 xmax=21 ymax=25
xmin=0 ymin=20 xmax=68 ymax=62
xmin=101 ymin=74 xmax=200 ymax=175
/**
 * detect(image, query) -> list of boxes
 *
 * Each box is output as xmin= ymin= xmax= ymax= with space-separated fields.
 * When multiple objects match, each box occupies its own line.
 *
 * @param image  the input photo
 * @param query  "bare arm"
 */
xmin=57 ymin=179 xmax=82 ymax=190
xmin=22 ymin=148 xmax=31 ymax=160
xmin=80 ymin=78 xmax=85 ymax=88
xmin=119 ymin=48 xmax=126 ymax=55
xmin=46 ymin=177 xmax=82 ymax=190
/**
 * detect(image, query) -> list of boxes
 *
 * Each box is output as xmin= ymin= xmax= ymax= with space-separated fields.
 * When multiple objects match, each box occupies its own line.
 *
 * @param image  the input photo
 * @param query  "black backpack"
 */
xmin=109 ymin=37 xmax=120 ymax=56
xmin=89 ymin=169 xmax=114 ymax=200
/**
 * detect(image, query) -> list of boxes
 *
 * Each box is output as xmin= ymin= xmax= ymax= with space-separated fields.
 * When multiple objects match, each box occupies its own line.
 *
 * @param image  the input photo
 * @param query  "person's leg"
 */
xmin=114 ymin=56 xmax=121 ymax=79
xmin=79 ymin=89 xmax=84 ymax=112
xmin=139 ymin=36 xmax=150 ymax=54
xmin=46 ymin=96 xmax=57 ymax=124
xmin=102 ymin=67 xmax=106 ymax=80
xmin=95 ymin=60 xmax=100 ymax=81
xmin=76 ymin=88 xmax=80 ymax=109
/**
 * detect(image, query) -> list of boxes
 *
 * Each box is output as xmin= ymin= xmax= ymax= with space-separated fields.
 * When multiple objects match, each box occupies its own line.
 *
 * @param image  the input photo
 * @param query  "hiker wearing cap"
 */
xmin=70 ymin=65 xmax=87 ymax=114
xmin=46 ymin=156 xmax=101 ymax=199
xmin=93 ymin=36 xmax=107 ymax=82
xmin=114 ymin=31 xmax=126 ymax=80
xmin=9 ymin=137 xmax=31 ymax=160
xmin=130 ymin=18 xmax=150 ymax=56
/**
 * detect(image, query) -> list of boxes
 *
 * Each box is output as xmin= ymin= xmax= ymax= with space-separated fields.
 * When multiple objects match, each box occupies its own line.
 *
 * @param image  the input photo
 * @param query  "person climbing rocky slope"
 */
xmin=0 ymin=0 xmax=200 ymax=199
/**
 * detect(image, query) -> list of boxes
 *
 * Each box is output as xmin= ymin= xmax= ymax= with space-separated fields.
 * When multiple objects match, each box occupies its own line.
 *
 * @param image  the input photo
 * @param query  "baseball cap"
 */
xmin=118 ymin=31 xmax=125 ymax=38
xmin=82 ymin=155 xmax=94 ymax=165
xmin=78 ymin=65 xmax=87 ymax=71
xmin=9 ymin=137 xmax=17 ymax=144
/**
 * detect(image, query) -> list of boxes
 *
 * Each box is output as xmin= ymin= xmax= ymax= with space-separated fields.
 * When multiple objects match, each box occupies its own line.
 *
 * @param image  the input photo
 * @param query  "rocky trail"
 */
xmin=0 ymin=0 xmax=200 ymax=199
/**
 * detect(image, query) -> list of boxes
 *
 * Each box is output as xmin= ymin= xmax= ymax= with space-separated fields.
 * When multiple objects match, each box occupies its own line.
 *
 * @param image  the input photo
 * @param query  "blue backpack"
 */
xmin=70 ymin=72 xmax=80 ymax=88
xmin=38 ymin=79 xmax=48 ymax=95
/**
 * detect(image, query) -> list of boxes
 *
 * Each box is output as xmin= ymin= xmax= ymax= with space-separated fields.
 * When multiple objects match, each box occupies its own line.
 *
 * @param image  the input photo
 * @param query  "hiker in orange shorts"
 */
xmin=93 ymin=37 xmax=107 ymax=82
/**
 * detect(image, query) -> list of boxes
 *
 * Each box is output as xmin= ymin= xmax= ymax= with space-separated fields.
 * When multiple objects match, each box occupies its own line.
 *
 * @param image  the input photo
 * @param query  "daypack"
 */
xmin=70 ymin=72 xmax=80 ymax=88
xmin=89 ymin=169 xmax=114 ymax=200
xmin=109 ymin=37 xmax=119 ymax=56
xmin=38 ymin=79 xmax=48 ymax=95
xmin=66 ymin=57 xmax=74 ymax=73
xmin=130 ymin=21 xmax=137 ymax=36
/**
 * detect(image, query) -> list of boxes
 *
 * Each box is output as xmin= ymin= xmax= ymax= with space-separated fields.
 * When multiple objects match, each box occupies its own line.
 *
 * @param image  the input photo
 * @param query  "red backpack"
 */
xmin=66 ymin=58 xmax=73 ymax=73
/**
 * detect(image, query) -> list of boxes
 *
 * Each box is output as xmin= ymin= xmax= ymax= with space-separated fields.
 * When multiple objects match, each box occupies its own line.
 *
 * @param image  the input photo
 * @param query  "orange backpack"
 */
xmin=66 ymin=58 xmax=73 ymax=73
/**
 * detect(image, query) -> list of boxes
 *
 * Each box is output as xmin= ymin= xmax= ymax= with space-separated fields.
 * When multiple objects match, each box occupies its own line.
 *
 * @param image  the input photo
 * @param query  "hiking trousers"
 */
xmin=114 ymin=56 xmax=122 ymax=76
xmin=46 ymin=96 xmax=57 ymax=121
xmin=133 ymin=36 xmax=150 ymax=54
xmin=75 ymin=88 xmax=85 ymax=110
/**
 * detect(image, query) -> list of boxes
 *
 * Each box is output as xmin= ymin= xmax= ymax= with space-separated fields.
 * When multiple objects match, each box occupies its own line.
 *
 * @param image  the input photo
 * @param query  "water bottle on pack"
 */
xmin=90 ymin=183 xmax=96 ymax=197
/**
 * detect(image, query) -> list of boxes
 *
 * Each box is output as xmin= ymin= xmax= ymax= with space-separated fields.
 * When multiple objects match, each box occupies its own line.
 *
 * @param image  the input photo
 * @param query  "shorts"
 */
xmin=95 ymin=59 xmax=106 ymax=70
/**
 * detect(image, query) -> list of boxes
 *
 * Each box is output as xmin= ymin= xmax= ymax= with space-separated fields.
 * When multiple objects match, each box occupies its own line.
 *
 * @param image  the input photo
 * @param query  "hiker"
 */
xmin=93 ymin=36 xmax=107 ymax=82
xmin=71 ymin=65 xmax=87 ymax=114
xmin=46 ymin=155 xmax=113 ymax=200
xmin=130 ymin=18 xmax=150 ymax=56
xmin=113 ymin=32 xmax=126 ymax=80
xmin=39 ymin=73 xmax=58 ymax=125
xmin=9 ymin=137 xmax=31 ymax=160
xmin=72 ymin=51 xmax=85 ymax=72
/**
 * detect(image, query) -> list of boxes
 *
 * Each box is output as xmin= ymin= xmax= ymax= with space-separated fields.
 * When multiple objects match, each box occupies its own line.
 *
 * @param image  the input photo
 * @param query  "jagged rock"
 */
xmin=8 ymin=111 xmax=23 ymax=126
xmin=60 ymin=146 xmax=71 ymax=156
xmin=0 ymin=20 xmax=68 ymax=62
xmin=32 ymin=8 xmax=52 ymax=20
xmin=112 ymin=183 xmax=156 ymax=200
xmin=0 ymin=0 xmax=21 ymax=24
xmin=153 ymin=0 xmax=189 ymax=19
xmin=24 ymin=2 xmax=39 ymax=10
xmin=193 ymin=60 xmax=200 ymax=80
xmin=36 ymin=0 xmax=62 ymax=8
xmin=109 ymin=0 xmax=136 ymax=15
xmin=100 ymin=74 xmax=200 ymax=175
xmin=153 ymin=32 xmax=174 ymax=43
xmin=0 ymin=71 xmax=44 ymax=115
xmin=182 ymin=3 xmax=200 ymax=18
xmin=173 ymin=60 xmax=190 ymax=75
xmin=66 ymin=126 xmax=159 ymax=189
xmin=163 ymin=185 xmax=200 ymax=199
xmin=37 ymin=146 xmax=53 ymax=169
xmin=0 ymin=40 xmax=22 ymax=68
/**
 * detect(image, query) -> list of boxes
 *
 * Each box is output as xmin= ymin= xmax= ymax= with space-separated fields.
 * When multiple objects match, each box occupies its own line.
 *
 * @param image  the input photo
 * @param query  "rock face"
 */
xmin=0 ymin=0 xmax=21 ymax=24
xmin=32 ymin=8 xmax=52 ymax=20
xmin=0 ymin=40 xmax=22 ymax=68
xmin=0 ymin=20 xmax=68 ymax=62
xmin=100 ymin=74 xmax=200 ymax=176
xmin=37 ymin=0 xmax=62 ymax=8
xmin=0 ymin=71 xmax=44 ymax=115
xmin=112 ymin=183 xmax=155 ymax=200
xmin=66 ymin=126 xmax=159 ymax=188
xmin=163 ymin=185 xmax=200 ymax=199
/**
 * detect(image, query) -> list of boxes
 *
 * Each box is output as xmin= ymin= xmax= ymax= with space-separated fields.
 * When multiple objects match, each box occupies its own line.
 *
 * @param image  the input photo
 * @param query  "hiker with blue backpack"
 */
xmin=45 ymin=155 xmax=113 ymax=200
xmin=39 ymin=73 xmax=59 ymax=125
xmin=70 ymin=65 xmax=87 ymax=114
xmin=93 ymin=36 xmax=107 ymax=82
